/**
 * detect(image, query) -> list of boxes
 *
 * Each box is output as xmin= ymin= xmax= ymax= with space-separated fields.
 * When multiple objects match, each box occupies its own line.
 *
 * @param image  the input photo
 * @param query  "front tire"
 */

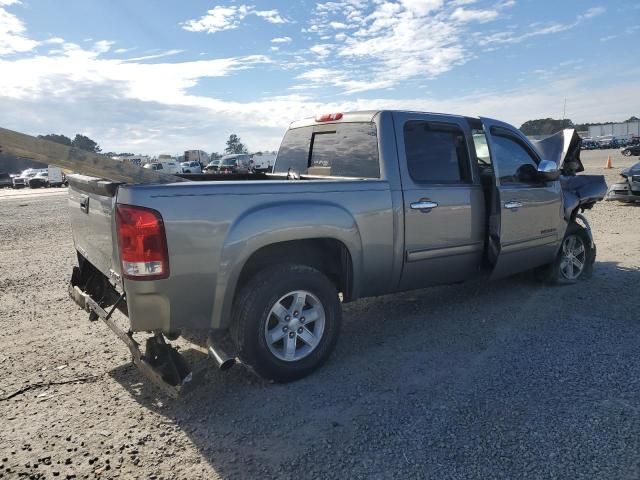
xmin=536 ymin=221 xmax=594 ymax=284
xmin=623 ymin=149 xmax=632 ymax=156
xmin=233 ymin=264 xmax=341 ymax=382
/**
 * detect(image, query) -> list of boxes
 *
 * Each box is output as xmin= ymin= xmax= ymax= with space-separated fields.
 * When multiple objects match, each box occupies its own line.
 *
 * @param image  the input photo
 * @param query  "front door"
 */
xmin=394 ymin=112 xmax=485 ymax=290
xmin=480 ymin=117 xmax=563 ymax=278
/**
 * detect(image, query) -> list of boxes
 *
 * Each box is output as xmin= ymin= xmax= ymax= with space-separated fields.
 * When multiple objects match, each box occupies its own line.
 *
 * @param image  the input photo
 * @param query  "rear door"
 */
xmin=394 ymin=112 xmax=485 ymax=290
xmin=480 ymin=118 xmax=563 ymax=278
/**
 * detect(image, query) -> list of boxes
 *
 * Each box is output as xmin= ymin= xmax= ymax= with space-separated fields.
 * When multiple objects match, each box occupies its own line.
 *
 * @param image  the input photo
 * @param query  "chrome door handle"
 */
xmin=410 ymin=201 xmax=438 ymax=210
xmin=504 ymin=201 xmax=523 ymax=210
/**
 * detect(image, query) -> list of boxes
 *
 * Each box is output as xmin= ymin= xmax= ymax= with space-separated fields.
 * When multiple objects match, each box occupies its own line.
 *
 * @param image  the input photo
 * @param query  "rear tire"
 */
xmin=536 ymin=221 xmax=594 ymax=285
xmin=233 ymin=263 xmax=341 ymax=382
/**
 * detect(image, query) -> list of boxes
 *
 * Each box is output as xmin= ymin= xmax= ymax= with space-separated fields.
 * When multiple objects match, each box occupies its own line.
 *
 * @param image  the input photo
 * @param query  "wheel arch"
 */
xmin=211 ymin=201 xmax=363 ymax=330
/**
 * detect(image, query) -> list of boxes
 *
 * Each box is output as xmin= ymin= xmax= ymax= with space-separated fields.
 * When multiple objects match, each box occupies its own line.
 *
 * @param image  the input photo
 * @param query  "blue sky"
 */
xmin=1 ymin=0 xmax=639 ymax=154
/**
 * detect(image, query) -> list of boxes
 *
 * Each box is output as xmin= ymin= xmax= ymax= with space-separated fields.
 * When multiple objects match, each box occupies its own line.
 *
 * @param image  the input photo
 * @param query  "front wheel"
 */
xmin=233 ymin=264 xmax=341 ymax=382
xmin=623 ymin=149 xmax=632 ymax=156
xmin=536 ymin=221 xmax=595 ymax=284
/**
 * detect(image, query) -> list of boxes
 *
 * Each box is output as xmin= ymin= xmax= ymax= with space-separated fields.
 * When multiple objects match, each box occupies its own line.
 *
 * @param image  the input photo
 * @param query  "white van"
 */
xmin=145 ymin=156 xmax=181 ymax=174
xmin=251 ymin=153 xmax=276 ymax=173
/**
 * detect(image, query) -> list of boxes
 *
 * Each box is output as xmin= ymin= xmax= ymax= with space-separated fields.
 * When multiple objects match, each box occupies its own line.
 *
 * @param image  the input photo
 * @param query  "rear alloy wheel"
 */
xmin=234 ymin=264 xmax=341 ymax=382
xmin=264 ymin=290 xmax=326 ymax=362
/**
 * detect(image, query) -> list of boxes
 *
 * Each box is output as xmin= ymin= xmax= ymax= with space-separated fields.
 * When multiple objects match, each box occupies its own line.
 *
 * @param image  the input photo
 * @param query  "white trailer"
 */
xmin=184 ymin=150 xmax=209 ymax=164
xmin=48 ymin=165 xmax=64 ymax=187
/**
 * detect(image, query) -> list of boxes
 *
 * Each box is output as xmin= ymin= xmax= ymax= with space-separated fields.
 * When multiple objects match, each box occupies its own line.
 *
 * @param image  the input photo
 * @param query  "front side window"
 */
xmin=275 ymin=122 xmax=379 ymax=178
xmin=491 ymin=135 xmax=539 ymax=185
xmin=403 ymin=121 xmax=470 ymax=183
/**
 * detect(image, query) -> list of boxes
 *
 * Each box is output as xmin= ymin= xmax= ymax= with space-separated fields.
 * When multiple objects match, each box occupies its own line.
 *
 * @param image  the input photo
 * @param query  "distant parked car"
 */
xmin=143 ymin=161 xmax=181 ymax=174
xmin=0 ymin=172 xmax=12 ymax=188
xmin=606 ymin=160 xmax=640 ymax=202
xmin=217 ymin=154 xmax=252 ymax=174
xmin=180 ymin=161 xmax=202 ymax=174
xmin=12 ymin=168 xmax=37 ymax=188
xmin=28 ymin=171 xmax=49 ymax=188
xmin=203 ymin=159 xmax=221 ymax=173
xmin=621 ymin=144 xmax=640 ymax=157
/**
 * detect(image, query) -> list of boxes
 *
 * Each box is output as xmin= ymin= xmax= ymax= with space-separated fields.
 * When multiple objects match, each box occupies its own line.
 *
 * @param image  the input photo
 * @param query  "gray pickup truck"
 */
xmin=68 ymin=110 xmax=606 ymax=395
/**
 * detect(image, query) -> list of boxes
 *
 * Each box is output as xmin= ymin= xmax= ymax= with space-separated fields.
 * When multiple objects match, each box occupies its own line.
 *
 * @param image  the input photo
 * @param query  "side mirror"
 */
xmin=537 ymin=160 xmax=560 ymax=181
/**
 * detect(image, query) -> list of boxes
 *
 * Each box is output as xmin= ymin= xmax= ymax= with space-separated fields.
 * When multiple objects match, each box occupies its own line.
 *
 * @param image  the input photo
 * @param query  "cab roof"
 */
xmin=288 ymin=110 xmax=475 ymax=129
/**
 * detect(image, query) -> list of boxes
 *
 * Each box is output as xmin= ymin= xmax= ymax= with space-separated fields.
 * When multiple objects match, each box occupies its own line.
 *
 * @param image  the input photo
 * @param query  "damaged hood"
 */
xmin=532 ymin=129 xmax=584 ymax=175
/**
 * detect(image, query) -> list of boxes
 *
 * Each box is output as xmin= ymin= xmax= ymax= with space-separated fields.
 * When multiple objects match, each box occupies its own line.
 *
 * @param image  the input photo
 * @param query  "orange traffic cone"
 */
xmin=605 ymin=155 xmax=613 ymax=169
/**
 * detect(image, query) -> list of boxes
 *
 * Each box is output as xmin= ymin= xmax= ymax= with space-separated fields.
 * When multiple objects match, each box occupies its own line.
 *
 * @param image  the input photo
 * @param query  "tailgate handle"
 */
xmin=80 ymin=196 xmax=90 ymax=214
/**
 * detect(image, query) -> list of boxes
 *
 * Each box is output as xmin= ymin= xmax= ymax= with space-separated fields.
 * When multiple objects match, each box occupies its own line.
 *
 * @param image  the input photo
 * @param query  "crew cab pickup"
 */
xmin=67 ymin=110 xmax=606 ymax=395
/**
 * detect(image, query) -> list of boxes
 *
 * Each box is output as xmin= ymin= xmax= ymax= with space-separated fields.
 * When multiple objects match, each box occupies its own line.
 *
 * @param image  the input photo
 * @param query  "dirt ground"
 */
xmin=1 ymin=149 xmax=639 ymax=479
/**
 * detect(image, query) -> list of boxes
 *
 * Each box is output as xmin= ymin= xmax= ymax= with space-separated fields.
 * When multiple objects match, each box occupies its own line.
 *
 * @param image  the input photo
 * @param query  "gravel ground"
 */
xmin=0 ymin=149 xmax=639 ymax=479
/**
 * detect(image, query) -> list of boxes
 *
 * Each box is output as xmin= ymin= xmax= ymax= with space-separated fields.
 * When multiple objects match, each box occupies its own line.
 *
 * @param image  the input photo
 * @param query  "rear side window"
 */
xmin=403 ymin=121 xmax=471 ymax=183
xmin=275 ymin=123 xmax=379 ymax=178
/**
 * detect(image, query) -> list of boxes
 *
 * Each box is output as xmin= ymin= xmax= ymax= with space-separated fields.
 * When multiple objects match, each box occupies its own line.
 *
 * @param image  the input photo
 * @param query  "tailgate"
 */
xmin=67 ymin=174 xmax=122 ymax=279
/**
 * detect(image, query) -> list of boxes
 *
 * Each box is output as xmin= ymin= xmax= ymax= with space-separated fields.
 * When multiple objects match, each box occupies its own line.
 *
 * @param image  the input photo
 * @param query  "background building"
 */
xmin=588 ymin=121 xmax=640 ymax=140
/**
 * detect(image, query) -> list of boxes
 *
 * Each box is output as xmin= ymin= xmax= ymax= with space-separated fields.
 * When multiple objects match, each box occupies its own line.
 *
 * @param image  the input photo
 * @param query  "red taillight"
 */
xmin=115 ymin=204 xmax=169 ymax=280
xmin=315 ymin=112 xmax=343 ymax=122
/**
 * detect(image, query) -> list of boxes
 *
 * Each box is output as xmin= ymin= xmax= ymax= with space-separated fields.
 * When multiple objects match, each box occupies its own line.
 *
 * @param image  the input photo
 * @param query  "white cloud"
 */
xmin=181 ymin=5 xmax=287 ymax=34
xmin=451 ymin=7 xmax=499 ymax=23
xmin=182 ymin=5 xmax=247 ymax=34
xmin=253 ymin=9 xmax=287 ymax=24
xmin=301 ymin=1 xmax=475 ymax=93
xmin=122 ymin=49 xmax=183 ymax=62
xmin=480 ymin=6 xmax=606 ymax=46
xmin=310 ymin=43 xmax=332 ymax=57
xmin=0 ymin=38 xmax=269 ymax=103
xmin=400 ymin=0 xmax=443 ymax=16
xmin=0 ymin=1 xmax=39 ymax=54
xmin=271 ymin=36 xmax=292 ymax=44
xmin=580 ymin=6 xmax=605 ymax=19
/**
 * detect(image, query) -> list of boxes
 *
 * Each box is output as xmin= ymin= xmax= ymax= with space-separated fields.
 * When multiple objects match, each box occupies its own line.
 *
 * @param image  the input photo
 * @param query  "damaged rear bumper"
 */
xmin=68 ymin=283 xmax=195 ymax=398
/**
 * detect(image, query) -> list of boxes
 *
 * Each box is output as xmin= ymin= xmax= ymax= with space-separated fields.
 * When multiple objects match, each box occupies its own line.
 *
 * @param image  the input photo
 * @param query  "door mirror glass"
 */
xmin=537 ymin=159 xmax=560 ymax=181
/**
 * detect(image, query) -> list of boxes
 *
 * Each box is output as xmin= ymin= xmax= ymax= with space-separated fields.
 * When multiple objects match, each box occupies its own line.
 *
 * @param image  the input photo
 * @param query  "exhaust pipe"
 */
xmin=207 ymin=336 xmax=236 ymax=371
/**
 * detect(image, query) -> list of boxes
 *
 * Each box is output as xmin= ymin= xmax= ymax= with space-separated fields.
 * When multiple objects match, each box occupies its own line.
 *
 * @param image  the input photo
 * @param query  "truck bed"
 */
xmin=67 ymin=173 xmax=397 ymax=332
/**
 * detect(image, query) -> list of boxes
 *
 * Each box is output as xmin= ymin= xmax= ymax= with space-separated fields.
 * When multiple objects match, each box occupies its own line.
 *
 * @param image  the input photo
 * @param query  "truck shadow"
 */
xmin=108 ymin=260 xmax=640 ymax=478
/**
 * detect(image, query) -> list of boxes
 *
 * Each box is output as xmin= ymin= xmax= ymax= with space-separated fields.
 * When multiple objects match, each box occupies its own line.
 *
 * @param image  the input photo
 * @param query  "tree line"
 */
xmin=1 ymin=130 xmax=253 ymax=173
xmin=0 ymin=132 xmax=103 ymax=172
